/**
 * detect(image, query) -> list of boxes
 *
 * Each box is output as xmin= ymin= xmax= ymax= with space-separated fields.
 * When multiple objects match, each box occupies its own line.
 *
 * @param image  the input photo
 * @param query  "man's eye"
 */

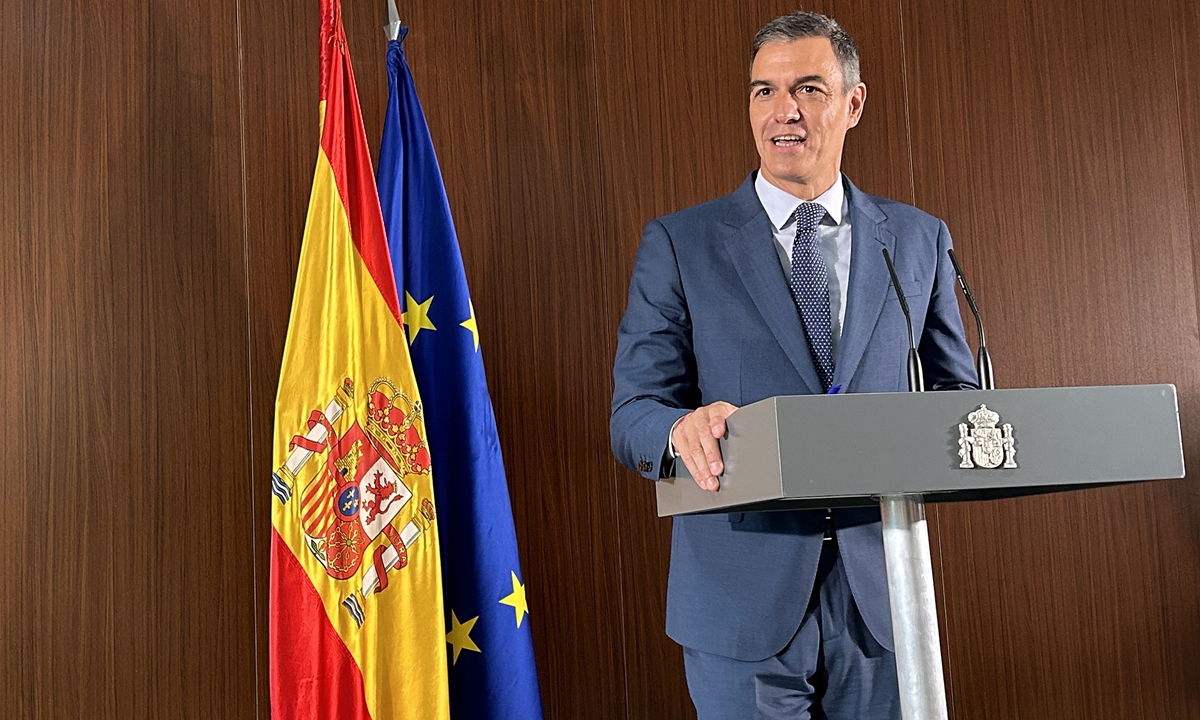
xmin=756 ymin=88 xmax=771 ymax=97
xmin=799 ymin=86 xmax=817 ymax=94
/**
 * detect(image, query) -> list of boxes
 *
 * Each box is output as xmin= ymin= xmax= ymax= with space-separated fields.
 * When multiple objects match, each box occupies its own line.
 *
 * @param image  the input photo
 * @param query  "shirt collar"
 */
xmin=754 ymin=171 xmax=846 ymax=230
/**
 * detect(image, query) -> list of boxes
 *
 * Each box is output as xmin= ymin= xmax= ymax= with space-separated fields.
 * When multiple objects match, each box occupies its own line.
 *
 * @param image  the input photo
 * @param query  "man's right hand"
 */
xmin=671 ymin=401 xmax=738 ymax=492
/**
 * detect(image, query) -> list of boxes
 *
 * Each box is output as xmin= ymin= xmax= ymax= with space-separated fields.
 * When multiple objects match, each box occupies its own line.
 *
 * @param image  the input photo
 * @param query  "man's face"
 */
xmin=749 ymin=37 xmax=866 ymax=198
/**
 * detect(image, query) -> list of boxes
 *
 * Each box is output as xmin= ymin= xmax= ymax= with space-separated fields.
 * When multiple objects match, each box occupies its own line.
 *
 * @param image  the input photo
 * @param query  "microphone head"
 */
xmin=883 ymin=248 xmax=925 ymax=392
xmin=881 ymin=248 xmax=918 ymax=354
xmin=946 ymin=247 xmax=994 ymax=389
xmin=946 ymin=247 xmax=987 ymax=350
xmin=947 ymin=247 xmax=970 ymax=293
xmin=881 ymin=248 xmax=908 ymax=314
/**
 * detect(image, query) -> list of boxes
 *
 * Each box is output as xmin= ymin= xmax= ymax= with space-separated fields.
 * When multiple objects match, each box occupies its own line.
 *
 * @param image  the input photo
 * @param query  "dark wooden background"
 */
xmin=3 ymin=0 xmax=1199 ymax=716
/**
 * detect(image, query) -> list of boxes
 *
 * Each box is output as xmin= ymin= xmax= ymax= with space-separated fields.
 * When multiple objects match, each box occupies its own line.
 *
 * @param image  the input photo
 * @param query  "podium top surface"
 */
xmin=657 ymin=384 xmax=1184 ymax=517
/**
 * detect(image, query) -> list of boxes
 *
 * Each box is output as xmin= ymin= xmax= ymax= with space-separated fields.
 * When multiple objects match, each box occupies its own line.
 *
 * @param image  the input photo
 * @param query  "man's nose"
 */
xmin=772 ymin=95 xmax=801 ymax=123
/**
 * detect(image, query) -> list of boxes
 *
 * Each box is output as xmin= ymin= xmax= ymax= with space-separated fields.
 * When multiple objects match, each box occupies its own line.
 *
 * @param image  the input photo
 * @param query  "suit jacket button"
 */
xmin=638 ymin=460 xmax=653 ymax=472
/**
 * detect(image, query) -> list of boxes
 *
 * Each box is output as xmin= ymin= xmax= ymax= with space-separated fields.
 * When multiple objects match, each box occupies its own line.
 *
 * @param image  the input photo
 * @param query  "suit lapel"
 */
xmin=722 ymin=175 xmax=823 ymax=395
xmin=833 ymin=179 xmax=894 ymax=388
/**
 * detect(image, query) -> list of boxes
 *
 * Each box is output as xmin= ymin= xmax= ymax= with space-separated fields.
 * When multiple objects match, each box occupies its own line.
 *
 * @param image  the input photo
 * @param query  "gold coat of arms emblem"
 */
xmin=958 ymin=404 xmax=1017 ymax=469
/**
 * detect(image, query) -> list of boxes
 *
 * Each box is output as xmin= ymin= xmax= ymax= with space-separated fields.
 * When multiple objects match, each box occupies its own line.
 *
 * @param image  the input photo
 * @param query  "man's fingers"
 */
xmin=708 ymin=401 xmax=737 ymax=437
xmin=709 ymin=417 xmax=726 ymax=439
xmin=700 ymin=432 xmax=723 ymax=477
xmin=690 ymin=418 xmax=722 ymax=490
xmin=681 ymin=432 xmax=719 ymax=492
xmin=672 ymin=403 xmax=737 ymax=493
xmin=688 ymin=446 xmax=710 ymax=486
xmin=685 ymin=440 xmax=717 ymax=492
xmin=672 ymin=422 xmax=701 ymax=481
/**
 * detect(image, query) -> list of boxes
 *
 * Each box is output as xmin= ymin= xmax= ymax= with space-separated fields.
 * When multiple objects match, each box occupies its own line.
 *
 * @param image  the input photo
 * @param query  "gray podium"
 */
xmin=657 ymin=384 xmax=1184 ymax=720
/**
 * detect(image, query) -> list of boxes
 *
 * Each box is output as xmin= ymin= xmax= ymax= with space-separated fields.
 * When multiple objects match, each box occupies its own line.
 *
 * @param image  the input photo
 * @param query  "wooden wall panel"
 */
xmin=1170 ymin=0 xmax=1200 ymax=706
xmin=0 ymin=4 xmax=118 ymax=715
xmin=903 ymin=0 xmax=1200 ymax=716
xmin=1177 ymin=0 xmax=1200 ymax=344
xmin=831 ymin=1 xmax=916 ymax=204
xmin=8 ymin=0 xmax=1200 ymax=716
xmin=396 ymin=5 xmax=625 ymax=715
xmin=238 ymin=0 xmax=318 ymax=713
xmin=0 ymin=0 xmax=259 ymax=717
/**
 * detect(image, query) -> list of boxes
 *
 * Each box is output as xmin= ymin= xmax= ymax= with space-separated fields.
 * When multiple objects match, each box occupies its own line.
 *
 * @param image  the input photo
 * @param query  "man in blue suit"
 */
xmin=610 ymin=12 xmax=978 ymax=719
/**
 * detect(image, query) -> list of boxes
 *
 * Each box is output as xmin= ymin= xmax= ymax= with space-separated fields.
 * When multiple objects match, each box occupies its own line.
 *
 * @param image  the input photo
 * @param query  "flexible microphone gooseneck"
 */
xmin=881 ymin=248 xmax=924 ymax=393
xmin=946 ymin=248 xmax=994 ymax=390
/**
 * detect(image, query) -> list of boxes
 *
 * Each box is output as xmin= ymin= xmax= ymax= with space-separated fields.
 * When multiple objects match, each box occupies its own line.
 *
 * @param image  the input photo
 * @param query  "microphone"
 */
xmin=946 ymin=248 xmax=994 ymax=390
xmin=881 ymin=248 xmax=924 ymax=393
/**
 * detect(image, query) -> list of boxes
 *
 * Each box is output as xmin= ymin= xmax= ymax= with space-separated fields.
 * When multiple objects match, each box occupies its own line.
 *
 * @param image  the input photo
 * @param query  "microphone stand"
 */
xmin=879 ymin=249 xmax=949 ymax=720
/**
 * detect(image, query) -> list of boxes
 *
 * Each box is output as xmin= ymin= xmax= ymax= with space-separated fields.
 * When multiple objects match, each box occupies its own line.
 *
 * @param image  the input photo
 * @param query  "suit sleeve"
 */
xmin=610 ymin=219 xmax=697 ymax=480
xmin=919 ymin=221 xmax=981 ymax=391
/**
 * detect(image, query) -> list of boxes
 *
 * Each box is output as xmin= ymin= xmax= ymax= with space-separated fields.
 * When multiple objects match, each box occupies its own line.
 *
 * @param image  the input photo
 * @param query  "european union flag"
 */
xmin=376 ymin=28 xmax=544 ymax=719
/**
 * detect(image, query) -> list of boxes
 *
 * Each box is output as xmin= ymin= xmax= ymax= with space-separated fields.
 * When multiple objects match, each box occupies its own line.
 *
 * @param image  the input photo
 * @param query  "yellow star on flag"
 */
xmin=402 ymin=291 xmax=437 ymax=344
xmin=460 ymin=300 xmax=480 ymax=351
xmin=446 ymin=610 xmax=480 ymax=665
xmin=498 ymin=571 xmax=529 ymax=628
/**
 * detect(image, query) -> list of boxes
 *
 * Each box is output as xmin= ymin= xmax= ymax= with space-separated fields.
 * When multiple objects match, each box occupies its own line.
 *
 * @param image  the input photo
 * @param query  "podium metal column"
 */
xmin=880 ymin=493 xmax=948 ymax=720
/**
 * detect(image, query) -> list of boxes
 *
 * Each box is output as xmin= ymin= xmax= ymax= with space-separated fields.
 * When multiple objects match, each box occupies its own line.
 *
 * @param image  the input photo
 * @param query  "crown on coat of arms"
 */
xmin=365 ymin=378 xmax=431 ymax=476
xmin=967 ymin=404 xmax=1000 ymax=429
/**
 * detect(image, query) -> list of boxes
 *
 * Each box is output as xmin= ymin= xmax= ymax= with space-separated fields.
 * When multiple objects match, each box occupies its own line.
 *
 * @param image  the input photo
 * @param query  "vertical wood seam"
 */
xmin=897 ymin=1 xmax=956 ymax=713
xmin=1169 ymin=0 xmax=1200 ymax=355
xmin=585 ymin=0 xmax=631 ymax=715
xmin=896 ymin=0 xmax=918 ymax=208
xmin=98 ymin=1 xmax=118 ymax=714
xmin=232 ymin=0 xmax=262 ymax=717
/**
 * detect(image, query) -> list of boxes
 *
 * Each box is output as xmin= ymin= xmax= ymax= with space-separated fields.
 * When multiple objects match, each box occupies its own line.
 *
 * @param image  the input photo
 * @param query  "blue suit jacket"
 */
xmin=610 ymin=173 xmax=977 ymax=662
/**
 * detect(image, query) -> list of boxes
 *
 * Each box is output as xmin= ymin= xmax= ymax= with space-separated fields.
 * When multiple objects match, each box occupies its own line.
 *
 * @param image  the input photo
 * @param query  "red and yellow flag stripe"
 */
xmin=270 ymin=2 xmax=449 ymax=718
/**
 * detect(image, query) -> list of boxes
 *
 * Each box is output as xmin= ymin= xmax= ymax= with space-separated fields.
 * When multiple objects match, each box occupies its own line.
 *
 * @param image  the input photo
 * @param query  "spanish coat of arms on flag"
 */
xmin=269 ymin=1 xmax=450 ymax=718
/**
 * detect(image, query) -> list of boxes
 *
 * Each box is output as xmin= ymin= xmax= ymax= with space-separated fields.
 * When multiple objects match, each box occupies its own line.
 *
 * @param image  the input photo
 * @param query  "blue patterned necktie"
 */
xmin=788 ymin=201 xmax=834 ymax=390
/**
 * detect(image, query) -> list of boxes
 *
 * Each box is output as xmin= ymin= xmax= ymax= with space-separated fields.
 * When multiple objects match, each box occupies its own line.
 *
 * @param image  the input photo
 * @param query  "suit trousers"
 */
xmin=681 ymin=535 xmax=900 ymax=720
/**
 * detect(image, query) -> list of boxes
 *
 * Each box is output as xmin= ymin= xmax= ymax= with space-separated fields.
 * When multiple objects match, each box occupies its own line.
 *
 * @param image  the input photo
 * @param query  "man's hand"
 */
xmin=671 ymin=401 xmax=738 ymax=492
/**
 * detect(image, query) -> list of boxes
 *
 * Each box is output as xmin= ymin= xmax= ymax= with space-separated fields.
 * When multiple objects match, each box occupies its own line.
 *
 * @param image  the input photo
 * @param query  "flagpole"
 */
xmin=385 ymin=0 xmax=401 ymax=41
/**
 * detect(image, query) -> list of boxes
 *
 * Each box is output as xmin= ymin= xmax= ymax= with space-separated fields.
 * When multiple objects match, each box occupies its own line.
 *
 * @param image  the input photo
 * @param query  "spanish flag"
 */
xmin=269 ymin=1 xmax=449 ymax=718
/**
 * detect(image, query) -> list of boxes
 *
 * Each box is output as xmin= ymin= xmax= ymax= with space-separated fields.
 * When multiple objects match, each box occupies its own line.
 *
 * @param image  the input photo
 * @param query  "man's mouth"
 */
xmin=771 ymin=135 xmax=806 ymax=147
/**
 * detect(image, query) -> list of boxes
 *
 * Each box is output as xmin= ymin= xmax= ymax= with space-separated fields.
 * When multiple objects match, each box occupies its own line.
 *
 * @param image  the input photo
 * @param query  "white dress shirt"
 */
xmin=754 ymin=171 xmax=853 ymax=360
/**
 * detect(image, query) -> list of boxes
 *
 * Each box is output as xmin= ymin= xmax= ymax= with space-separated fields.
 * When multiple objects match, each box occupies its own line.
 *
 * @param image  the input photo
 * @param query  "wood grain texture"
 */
xmin=8 ymin=0 xmax=1200 ymax=716
xmin=0 ymin=0 xmax=259 ymax=717
xmin=903 ymin=0 xmax=1200 ymax=715
xmin=381 ymin=4 xmax=626 ymax=718
xmin=1177 ymin=0 xmax=1200 ymax=360
xmin=830 ymin=0 xmax=916 ymax=204
xmin=237 ymin=0 xmax=319 ymax=713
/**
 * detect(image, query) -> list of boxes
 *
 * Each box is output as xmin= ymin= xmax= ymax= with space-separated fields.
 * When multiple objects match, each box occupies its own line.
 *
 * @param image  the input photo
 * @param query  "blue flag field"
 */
xmin=376 ymin=27 xmax=544 ymax=719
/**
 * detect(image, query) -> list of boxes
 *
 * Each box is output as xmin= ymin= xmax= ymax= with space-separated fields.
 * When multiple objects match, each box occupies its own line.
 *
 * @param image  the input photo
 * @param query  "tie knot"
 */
xmin=793 ymin=202 xmax=826 ymax=232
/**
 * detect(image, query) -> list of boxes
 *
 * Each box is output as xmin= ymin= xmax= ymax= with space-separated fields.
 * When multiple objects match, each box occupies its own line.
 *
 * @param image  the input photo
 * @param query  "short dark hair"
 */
xmin=751 ymin=12 xmax=861 ymax=91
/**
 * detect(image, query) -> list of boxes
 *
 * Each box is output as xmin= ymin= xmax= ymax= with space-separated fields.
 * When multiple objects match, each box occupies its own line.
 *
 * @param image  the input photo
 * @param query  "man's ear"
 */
xmin=847 ymin=82 xmax=867 ymax=129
